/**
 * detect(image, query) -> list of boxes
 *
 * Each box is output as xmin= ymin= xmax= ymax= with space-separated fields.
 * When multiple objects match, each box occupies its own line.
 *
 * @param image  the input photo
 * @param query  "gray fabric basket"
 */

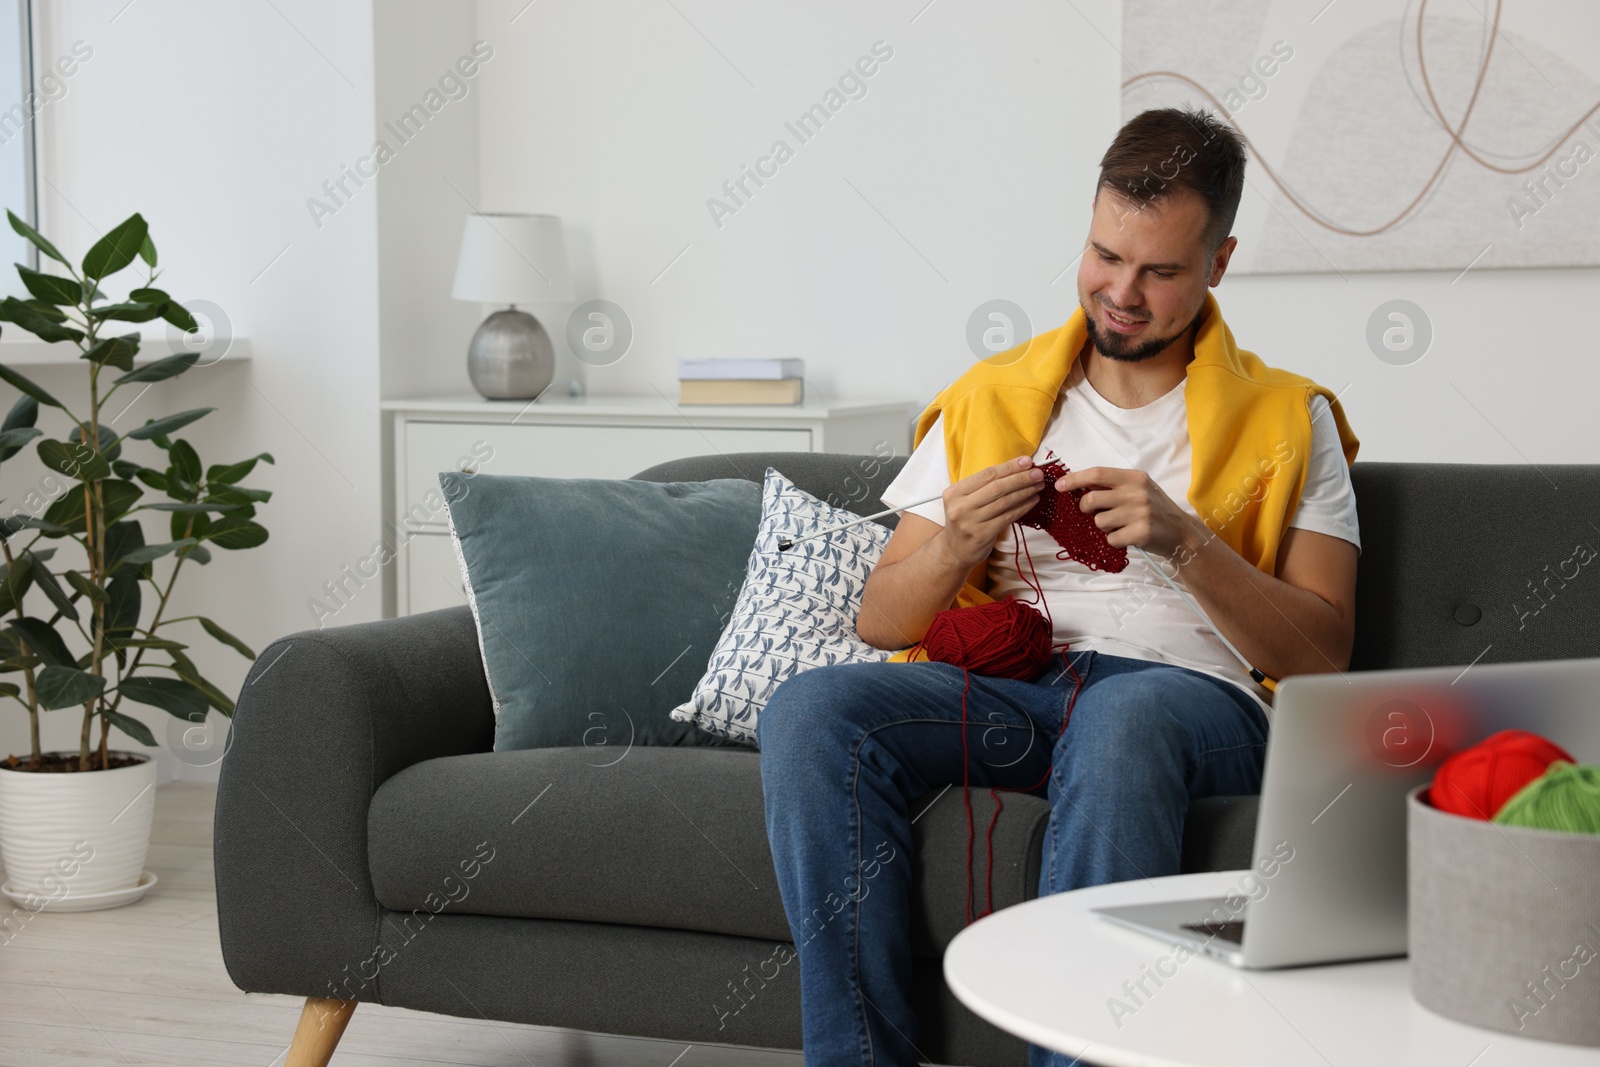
xmin=1408 ymin=785 xmax=1600 ymax=1047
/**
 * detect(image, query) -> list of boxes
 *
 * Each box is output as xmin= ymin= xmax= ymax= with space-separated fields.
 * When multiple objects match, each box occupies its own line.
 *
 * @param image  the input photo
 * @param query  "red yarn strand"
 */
xmin=911 ymin=504 xmax=1086 ymax=924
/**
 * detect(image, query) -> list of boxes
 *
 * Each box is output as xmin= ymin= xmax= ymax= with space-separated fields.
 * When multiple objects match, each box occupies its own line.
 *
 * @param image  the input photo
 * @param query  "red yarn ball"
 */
xmin=1429 ymin=729 xmax=1575 ymax=821
xmin=913 ymin=598 xmax=1053 ymax=681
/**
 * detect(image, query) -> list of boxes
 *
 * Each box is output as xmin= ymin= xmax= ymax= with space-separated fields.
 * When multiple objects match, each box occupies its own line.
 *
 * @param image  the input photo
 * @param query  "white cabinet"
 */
xmin=383 ymin=393 xmax=915 ymax=616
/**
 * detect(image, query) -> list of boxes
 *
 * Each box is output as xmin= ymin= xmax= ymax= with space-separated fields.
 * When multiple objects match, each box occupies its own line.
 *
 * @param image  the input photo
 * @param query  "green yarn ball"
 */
xmin=1492 ymin=761 xmax=1600 ymax=835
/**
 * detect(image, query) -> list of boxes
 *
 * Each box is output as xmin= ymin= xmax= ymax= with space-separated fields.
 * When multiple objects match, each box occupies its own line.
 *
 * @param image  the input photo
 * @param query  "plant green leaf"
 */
xmin=169 ymin=659 xmax=234 ymax=716
xmin=114 ymin=538 xmax=196 ymax=568
xmin=198 ymin=616 xmax=255 ymax=660
xmin=0 ymin=426 xmax=41 ymax=455
xmin=113 ymin=352 xmax=197 ymax=384
xmin=22 ymin=550 xmax=77 ymax=622
xmin=1 ymin=394 xmax=37 ymax=432
xmin=126 ymin=407 xmax=213 ymax=441
xmin=172 ymin=508 xmax=209 ymax=542
xmin=133 ymin=467 xmax=169 ymax=492
xmin=167 ymin=646 xmax=196 ymax=676
xmin=184 ymin=543 xmax=211 ymax=565
xmin=0 ymin=362 xmax=65 ymax=410
xmin=112 ymin=637 xmax=186 ymax=650
xmin=19 ymin=298 xmax=67 ymax=323
xmin=36 ymin=665 xmax=107 ymax=710
xmin=142 ymin=501 xmax=241 ymax=513
xmin=8 ymin=616 xmax=75 ymax=667
xmin=0 ymin=295 xmax=86 ymax=343
xmin=41 ymin=490 xmax=88 ymax=535
xmin=161 ymin=301 xmax=198 ymax=333
xmin=102 ymin=574 xmax=141 ymax=635
xmin=0 ymin=681 xmax=19 ymax=700
xmin=164 ymin=473 xmax=194 ymax=503
xmin=93 ymin=300 xmax=166 ymax=323
xmin=7 ymin=209 xmax=69 ymax=266
xmin=129 ymin=287 xmax=168 ymax=303
xmin=81 ymin=334 xmax=139 ymax=372
xmin=15 ymin=264 xmax=82 ymax=305
xmin=103 ymin=521 xmax=145 ymax=579
xmin=204 ymin=518 xmax=267 ymax=551
xmin=0 ymin=395 xmax=38 ymax=461
xmin=82 ymin=213 xmax=149 ymax=280
xmin=4 ymin=551 xmax=32 ymax=604
xmin=64 ymin=570 xmax=106 ymax=605
xmin=207 ymin=485 xmax=270 ymax=505
xmin=0 ymin=514 xmax=68 ymax=537
xmin=116 ymin=675 xmax=208 ymax=720
xmin=67 ymin=421 xmax=120 ymax=463
xmin=37 ymin=438 xmax=111 ymax=482
xmin=138 ymin=234 xmax=157 ymax=268
xmin=101 ymin=480 xmax=143 ymax=527
xmin=168 ymin=439 xmax=201 ymax=485
xmin=206 ymin=452 xmax=274 ymax=485
xmin=99 ymin=707 xmax=156 ymax=746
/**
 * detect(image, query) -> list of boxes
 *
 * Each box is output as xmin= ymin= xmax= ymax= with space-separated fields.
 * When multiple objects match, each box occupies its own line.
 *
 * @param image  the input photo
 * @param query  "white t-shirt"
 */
xmin=878 ymin=359 xmax=1360 ymax=714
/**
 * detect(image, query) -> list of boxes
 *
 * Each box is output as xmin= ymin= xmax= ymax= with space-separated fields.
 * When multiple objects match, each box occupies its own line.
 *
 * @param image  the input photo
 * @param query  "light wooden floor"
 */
xmin=0 ymin=781 xmax=804 ymax=1067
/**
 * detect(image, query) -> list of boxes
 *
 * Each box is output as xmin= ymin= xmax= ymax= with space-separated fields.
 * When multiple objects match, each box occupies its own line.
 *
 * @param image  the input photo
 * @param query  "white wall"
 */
xmin=475 ymin=0 xmax=1117 ymax=415
xmin=0 ymin=0 xmax=382 ymax=779
xmin=371 ymin=3 xmax=491 ymax=616
xmin=475 ymin=0 xmax=1600 ymax=467
xmin=374 ymin=3 xmax=484 ymax=405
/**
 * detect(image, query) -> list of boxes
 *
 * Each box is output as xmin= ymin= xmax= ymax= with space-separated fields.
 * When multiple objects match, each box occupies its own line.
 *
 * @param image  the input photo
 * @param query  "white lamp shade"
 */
xmin=451 ymin=213 xmax=573 ymax=305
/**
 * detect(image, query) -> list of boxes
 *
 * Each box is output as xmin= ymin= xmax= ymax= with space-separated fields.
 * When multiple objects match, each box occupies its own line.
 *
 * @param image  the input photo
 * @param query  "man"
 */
xmin=757 ymin=106 xmax=1361 ymax=1067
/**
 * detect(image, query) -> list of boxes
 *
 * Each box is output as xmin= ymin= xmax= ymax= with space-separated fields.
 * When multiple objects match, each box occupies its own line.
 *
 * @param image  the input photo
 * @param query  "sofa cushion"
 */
xmin=368 ymin=746 xmax=1050 ymax=960
xmin=670 ymin=468 xmax=894 ymax=747
xmin=368 ymin=747 xmax=1258 ymax=959
xmin=438 ymin=470 xmax=759 ymax=751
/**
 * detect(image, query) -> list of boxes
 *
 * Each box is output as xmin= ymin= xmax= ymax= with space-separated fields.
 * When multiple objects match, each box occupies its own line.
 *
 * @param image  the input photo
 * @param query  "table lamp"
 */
xmin=451 ymin=213 xmax=574 ymax=400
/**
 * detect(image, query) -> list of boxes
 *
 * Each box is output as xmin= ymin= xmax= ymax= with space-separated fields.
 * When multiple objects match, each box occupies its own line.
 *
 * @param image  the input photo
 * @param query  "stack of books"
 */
xmin=677 ymin=358 xmax=805 ymax=405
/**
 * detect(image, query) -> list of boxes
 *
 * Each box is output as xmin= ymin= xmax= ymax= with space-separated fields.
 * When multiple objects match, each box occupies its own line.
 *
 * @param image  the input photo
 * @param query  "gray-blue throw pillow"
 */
xmin=439 ymin=471 xmax=760 ymax=751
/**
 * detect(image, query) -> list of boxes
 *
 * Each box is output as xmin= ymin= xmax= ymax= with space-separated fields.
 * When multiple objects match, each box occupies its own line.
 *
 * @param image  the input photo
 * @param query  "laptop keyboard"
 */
xmin=1180 ymin=919 xmax=1245 ymax=944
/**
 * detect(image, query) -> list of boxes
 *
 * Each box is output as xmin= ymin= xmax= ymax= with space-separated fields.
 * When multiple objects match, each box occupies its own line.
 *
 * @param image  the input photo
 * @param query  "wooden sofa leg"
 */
xmin=286 ymin=997 xmax=356 ymax=1067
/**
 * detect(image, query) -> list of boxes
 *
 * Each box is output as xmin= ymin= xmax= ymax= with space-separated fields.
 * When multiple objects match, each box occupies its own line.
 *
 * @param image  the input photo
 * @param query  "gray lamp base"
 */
xmin=467 ymin=308 xmax=554 ymax=400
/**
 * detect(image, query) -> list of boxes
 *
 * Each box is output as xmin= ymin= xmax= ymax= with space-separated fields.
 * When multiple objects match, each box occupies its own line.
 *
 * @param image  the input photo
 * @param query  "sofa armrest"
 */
xmin=214 ymin=605 xmax=494 ymax=1001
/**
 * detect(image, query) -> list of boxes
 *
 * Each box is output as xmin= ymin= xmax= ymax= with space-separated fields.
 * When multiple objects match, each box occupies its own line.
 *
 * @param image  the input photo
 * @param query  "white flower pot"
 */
xmin=0 ymin=751 xmax=156 ymax=911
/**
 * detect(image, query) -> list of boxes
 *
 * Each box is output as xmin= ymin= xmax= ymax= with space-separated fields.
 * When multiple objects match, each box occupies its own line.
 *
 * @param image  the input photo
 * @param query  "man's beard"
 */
xmin=1082 ymin=300 xmax=1204 ymax=363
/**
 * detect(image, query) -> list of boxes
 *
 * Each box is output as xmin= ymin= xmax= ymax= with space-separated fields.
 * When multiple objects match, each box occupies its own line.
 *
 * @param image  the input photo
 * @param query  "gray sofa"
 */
xmin=214 ymin=453 xmax=1600 ymax=1066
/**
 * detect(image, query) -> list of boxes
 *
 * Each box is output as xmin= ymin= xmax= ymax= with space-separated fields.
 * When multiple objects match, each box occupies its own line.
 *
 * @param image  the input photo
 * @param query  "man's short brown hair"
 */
xmin=1097 ymin=107 xmax=1248 ymax=256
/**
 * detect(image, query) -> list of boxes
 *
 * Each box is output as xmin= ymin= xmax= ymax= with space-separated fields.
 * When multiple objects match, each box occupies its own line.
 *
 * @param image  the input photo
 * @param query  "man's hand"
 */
xmin=934 ymin=456 xmax=1046 ymax=570
xmin=1053 ymin=466 xmax=1201 ymax=557
xmin=857 ymin=456 xmax=1044 ymax=649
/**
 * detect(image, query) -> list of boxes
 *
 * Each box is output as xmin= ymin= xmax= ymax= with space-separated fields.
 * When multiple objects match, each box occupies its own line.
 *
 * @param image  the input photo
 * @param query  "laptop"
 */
xmin=1092 ymin=655 xmax=1600 ymax=968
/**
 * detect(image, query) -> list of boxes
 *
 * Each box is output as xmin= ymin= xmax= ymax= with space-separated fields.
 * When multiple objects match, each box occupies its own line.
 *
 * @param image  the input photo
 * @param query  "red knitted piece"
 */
xmin=1429 ymin=729 xmax=1575 ymax=821
xmin=1017 ymin=458 xmax=1128 ymax=573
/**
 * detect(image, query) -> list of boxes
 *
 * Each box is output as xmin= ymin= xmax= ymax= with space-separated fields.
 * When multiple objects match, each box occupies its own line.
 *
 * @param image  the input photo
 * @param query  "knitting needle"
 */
xmin=780 ymin=452 xmax=1062 ymax=552
xmin=1129 ymin=543 xmax=1278 ymax=692
xmin=777 ymin=492 xmax=945 ymax=551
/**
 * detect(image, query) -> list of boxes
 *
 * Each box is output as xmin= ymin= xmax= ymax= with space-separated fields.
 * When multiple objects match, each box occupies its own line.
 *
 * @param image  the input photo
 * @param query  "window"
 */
xmin=0 ymin=0 xmax=36 ymax=297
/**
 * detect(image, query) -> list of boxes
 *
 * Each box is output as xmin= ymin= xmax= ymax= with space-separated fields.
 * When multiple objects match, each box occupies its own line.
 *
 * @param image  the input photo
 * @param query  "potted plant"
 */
xmin=0 ymin=210 xmax=271 ymax=913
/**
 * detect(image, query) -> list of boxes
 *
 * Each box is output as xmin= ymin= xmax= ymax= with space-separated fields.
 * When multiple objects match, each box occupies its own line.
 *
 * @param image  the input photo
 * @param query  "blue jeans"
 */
xmin=757 ymin=650 xmax=1269 ymax=1067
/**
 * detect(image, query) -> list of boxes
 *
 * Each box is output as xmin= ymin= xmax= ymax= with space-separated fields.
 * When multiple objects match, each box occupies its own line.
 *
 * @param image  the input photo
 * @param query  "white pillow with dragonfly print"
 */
xmin=670 ymin=467 xmax=894 ymax=747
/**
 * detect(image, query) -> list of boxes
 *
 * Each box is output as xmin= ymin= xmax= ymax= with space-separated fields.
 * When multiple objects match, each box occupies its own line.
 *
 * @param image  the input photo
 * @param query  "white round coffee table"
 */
xmin=944 ymin=870 xmax=1594 ymax=1067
